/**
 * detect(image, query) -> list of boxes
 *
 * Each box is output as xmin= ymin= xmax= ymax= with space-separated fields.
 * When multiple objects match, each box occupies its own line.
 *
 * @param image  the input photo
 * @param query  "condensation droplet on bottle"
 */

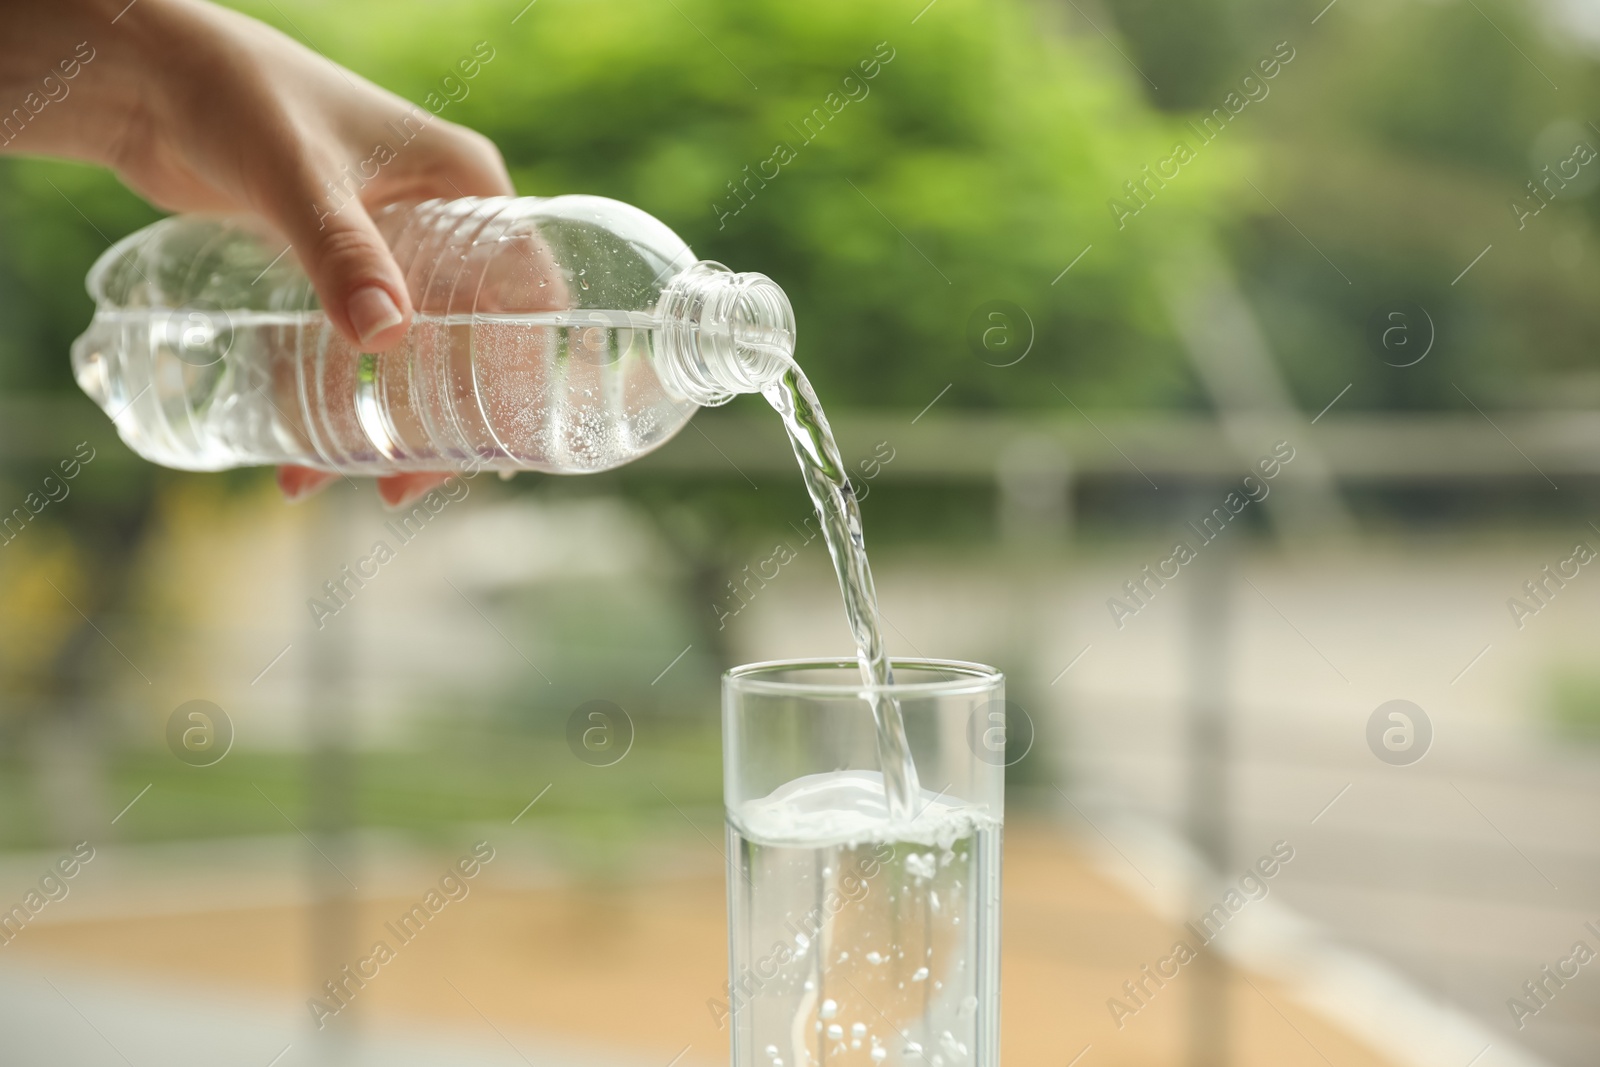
xmin=819 ymin=998 xmax=838 ymax=1020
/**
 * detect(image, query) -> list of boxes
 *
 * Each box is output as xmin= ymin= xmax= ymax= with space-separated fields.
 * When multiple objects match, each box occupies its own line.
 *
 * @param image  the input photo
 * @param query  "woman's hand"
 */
xmin=1 ymin=0 xmax=514 ymax=507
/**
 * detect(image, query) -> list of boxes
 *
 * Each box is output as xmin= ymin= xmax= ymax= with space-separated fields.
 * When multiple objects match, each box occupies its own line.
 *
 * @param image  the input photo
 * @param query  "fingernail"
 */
xmin=348 ymin=285 xmax=403 ymax=344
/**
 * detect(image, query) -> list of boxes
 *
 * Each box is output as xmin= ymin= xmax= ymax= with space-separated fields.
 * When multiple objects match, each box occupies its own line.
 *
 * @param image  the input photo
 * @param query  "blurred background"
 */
xmin=2 ymin=0 xmax=1599 ymax=1064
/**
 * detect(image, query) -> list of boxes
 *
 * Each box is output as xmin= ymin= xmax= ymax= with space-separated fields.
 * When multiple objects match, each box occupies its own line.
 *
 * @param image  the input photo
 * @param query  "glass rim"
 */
xmin=723 ymin=657 xmax=1003 ymax=698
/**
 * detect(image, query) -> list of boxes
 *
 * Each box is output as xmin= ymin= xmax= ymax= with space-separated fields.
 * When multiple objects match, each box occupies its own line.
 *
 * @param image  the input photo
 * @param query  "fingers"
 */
xmin=369 ymin=122 xmax=517 ymax=204
xmin=264 ymin=170 xmax=413 ymax=352
xmin=377 ymin=472 xmax=453 ymax=510
xmin=260 ymin=122 xmax=512 ymax=353
xmin=425 ymin=126 xmax=516 ymax=199
xmin=279 ymin=467 xmax=457 ymax=512
xmin=278 ymin=465 xmax=337 ymax=502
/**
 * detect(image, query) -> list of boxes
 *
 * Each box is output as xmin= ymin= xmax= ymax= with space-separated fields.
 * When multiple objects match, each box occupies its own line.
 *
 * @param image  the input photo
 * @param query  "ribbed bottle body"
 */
xmin=72 ymin=195 xmax=710 ymax=473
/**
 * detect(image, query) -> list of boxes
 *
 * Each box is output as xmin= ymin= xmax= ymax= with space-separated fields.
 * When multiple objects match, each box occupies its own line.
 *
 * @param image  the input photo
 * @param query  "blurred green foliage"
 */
xmin=1110 ymin=0 xmax=1600 ymax=414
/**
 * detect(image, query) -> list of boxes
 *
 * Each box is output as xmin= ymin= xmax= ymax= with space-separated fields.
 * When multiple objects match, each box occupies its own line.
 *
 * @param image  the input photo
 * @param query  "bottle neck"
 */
xmin=656 ymin=261 xmax=795 ymax=406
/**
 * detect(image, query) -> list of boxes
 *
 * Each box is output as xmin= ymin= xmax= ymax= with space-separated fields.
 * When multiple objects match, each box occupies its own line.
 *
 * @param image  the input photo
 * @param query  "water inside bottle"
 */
xmin=76 ymin=307 xmax=693 ymax=474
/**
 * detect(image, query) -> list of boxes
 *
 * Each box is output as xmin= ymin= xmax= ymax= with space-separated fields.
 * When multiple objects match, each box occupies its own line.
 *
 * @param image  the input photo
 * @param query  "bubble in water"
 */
xmin=851 ymin=1023 xmax=867 ymax=1039
xmin=906 ymin=852 xmax=937 ymax=880
xmin=904 ymin=1041 xmax=923 ymax=1056
xmin=866 ymin=951 xmax=884 ymax=964
xmin=820 ymin=998 xmax=838 ymax=1020
xmin=822 ymin=866 xmax=833 ymax=877
xmin=827 ymin=1024 xmax=844 ymax=1041
xmin=912 ymin=967 xmax=930 ymax=982
xmin=765 ymin=1047 xmax=779 ymax=1060
xmin=961 ymin=995 xmax=979 ymax=1014
xmin=803 ymin=979 xmax=816 ymax=992
xmin=870 ymin=1049 xmax=887 ymax=1063
xmin=940 ymin=1031 xmax=969 ymax=1059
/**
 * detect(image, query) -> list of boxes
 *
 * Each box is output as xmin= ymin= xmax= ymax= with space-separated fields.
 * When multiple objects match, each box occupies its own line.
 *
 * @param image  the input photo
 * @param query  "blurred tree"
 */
xmin=1103 ymin=0 xmax=1258 ymax=109
xmin=1092 ymin=0 xmax=1600 ymax=416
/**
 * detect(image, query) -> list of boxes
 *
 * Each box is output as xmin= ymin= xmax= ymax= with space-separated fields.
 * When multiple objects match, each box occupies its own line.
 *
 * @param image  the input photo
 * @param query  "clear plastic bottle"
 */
xmin=71 ymin=195 xmax=795 ymax=473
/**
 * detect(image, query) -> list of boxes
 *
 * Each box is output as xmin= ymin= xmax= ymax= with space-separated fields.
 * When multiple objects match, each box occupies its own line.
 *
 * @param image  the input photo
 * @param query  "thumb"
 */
xmin=273 ymin=187 xmax=412 ymax=350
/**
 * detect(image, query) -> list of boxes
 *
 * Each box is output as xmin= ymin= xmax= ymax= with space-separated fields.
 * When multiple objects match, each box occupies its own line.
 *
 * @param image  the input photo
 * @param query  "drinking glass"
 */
xmin=720 ymin=658 xmax=1005 ymax=1067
